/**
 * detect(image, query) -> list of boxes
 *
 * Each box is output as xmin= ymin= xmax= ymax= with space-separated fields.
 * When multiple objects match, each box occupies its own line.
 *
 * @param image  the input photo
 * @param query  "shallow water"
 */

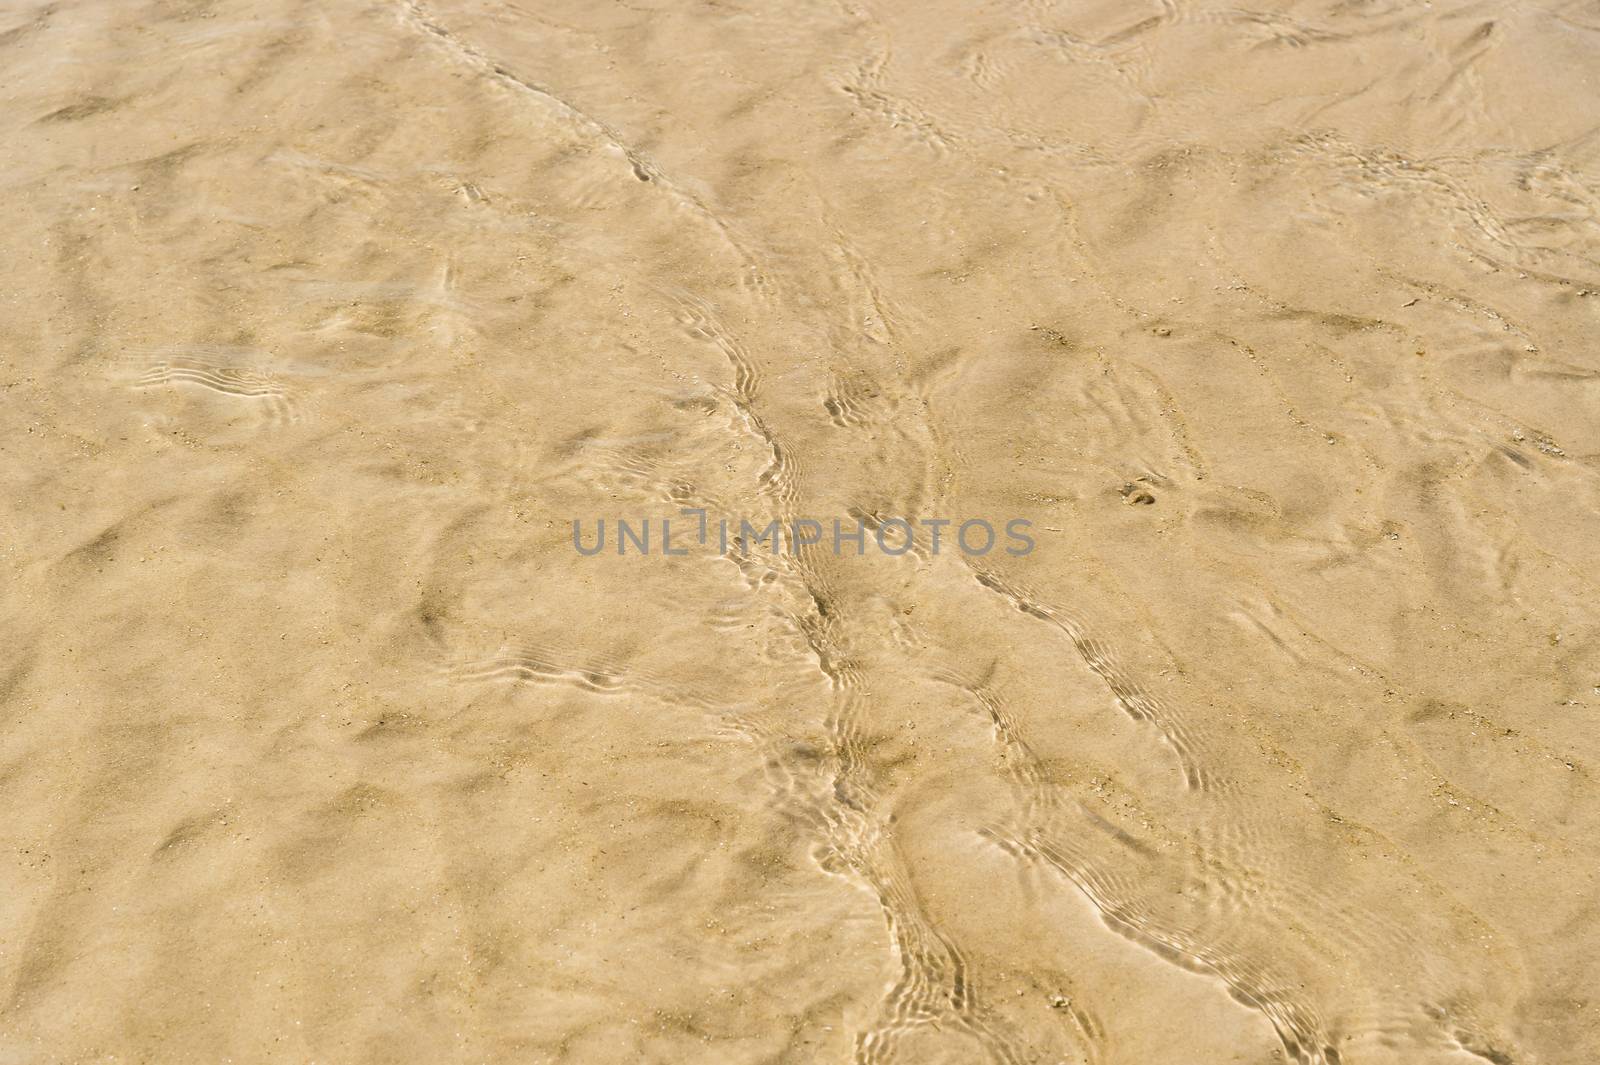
xmin=3 ymin=0 xmax=1599 ymax=1061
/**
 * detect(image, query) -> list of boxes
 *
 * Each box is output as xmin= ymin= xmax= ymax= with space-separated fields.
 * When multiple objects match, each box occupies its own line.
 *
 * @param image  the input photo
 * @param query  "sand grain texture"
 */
xmin=2 ymin=0 xmax=1599 ymax=1062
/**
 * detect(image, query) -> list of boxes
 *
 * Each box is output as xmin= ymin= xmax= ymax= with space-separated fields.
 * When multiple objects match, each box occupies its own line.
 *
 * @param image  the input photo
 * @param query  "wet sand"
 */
xmin=3 ymin=0 xmax=1599 ymax=1061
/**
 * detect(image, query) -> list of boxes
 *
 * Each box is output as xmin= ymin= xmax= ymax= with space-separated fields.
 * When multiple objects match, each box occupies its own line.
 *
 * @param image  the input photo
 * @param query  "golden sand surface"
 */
xmin=4 ymin=0 xmax=1600 ymax=1061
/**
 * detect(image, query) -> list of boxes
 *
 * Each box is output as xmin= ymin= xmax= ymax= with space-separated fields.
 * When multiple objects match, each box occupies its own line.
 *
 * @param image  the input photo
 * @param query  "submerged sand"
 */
xmin=3 ymin=0 xmax=1599 ymax=1061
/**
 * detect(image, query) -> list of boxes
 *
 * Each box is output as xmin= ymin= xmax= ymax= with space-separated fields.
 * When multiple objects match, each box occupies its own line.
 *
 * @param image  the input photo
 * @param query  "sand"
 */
xmin=2 ymin=0 xmax=1599 ymax=1061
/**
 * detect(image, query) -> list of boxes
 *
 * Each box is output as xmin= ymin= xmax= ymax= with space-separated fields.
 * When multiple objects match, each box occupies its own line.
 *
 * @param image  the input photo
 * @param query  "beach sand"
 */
xmin=2 ymin=0 xmax=1599 ymax=1061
